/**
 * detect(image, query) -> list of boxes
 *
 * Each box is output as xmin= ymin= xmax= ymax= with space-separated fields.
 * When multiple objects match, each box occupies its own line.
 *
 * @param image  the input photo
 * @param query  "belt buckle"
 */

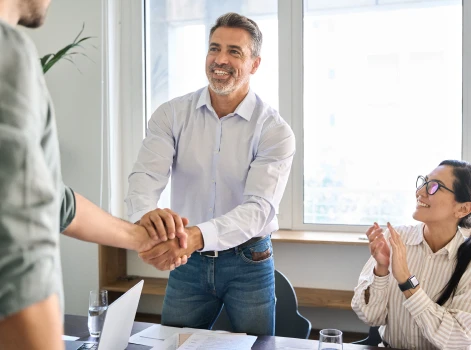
xmin=201 ymin=251 xmax=218 ymax=258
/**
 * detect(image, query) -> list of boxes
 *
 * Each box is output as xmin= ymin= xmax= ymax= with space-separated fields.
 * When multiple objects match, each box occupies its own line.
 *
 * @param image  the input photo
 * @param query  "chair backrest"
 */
xmin=212 ymin=269 xmax=311 ymax=339
xmin=351 ymin=326 xmax=381 ymax=346
xmin=274 ymin=269 xmax=311 ymax=339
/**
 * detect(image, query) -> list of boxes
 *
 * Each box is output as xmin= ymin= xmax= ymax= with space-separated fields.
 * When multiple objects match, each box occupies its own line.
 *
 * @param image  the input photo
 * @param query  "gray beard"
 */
xmin=207 ymin=74 xmax=250 ymax=96
xmin=209 ymin=81 xmax=235 ymax=96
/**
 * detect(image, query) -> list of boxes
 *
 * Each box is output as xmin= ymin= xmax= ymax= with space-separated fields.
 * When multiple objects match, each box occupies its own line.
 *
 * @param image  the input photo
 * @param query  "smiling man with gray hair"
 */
xmin=127 ymin=12 xmax=295 ymax=335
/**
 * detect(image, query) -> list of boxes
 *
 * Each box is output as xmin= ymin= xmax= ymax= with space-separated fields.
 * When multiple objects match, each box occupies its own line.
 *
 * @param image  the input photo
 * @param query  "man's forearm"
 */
xmin=62 ymin=192 xmax=142 ymax=251
xmin=0 ymin=294 xmax=63 ymax=350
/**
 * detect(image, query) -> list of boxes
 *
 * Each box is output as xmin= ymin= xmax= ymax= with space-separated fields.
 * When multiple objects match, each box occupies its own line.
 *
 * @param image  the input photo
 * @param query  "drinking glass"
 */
xmin=318 ymin=329 xmax=343 ymax=350
xmin=88 ymin=289 xmax=108 ymax=337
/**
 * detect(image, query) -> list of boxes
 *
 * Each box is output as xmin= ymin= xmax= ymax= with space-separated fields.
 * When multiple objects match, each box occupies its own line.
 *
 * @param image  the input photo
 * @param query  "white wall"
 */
xmin=23 ymin=0 xmax=103 ymax=316
xmin=21 ymin=0 xmax=371 ymax=333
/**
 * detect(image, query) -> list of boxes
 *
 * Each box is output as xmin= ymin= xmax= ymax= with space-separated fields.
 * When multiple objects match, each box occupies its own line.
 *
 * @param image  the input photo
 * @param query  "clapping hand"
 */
xmin=387 ymin=222 xmax=412 ymax=284
xmin=366 ymin=222 xmax=391 ymax=276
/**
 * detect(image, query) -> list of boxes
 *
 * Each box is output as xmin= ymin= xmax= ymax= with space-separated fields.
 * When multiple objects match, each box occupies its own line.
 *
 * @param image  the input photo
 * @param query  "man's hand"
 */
xmin=139 ymin=226 xmax=204 ymax=271
xmin=132 ymin=224 xmax=189 ymax=269
xmin=138 ymin=208 xmax=188 ymax=249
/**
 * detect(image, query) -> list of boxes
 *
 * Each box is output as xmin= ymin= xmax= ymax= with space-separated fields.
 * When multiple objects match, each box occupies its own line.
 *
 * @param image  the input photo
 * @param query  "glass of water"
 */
xmin=88 ymin=289 xmax=108 ymax=337
xmin=318 ymin=329 xmax=343 ymax=350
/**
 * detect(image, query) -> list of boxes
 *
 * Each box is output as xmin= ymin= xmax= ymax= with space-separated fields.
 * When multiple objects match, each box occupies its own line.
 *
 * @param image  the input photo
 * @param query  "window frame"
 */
xmin=104 ymin=0 xmax=147 ymax=219
xmin=108 ymin=0 xmax=471 ymax=232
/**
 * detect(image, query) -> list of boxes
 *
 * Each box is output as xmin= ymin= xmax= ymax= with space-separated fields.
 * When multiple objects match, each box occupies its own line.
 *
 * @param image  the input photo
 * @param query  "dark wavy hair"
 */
xmin=209 ymin=12 xmax=263 ymax=58
xmin=436 ymin=160 xmax=471 ymax=305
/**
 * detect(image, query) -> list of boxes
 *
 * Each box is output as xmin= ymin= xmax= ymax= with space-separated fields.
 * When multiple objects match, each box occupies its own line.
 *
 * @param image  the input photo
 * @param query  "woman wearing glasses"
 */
xmin=352 ymin=160 xmax=471 ymax=349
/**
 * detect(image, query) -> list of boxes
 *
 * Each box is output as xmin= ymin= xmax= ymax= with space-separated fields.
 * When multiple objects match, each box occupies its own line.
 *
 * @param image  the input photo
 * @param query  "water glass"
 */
xmin=88 ymin=289 xmax=108 ymax=337
xmin=318 ymin=329 xmax=343 ymax=350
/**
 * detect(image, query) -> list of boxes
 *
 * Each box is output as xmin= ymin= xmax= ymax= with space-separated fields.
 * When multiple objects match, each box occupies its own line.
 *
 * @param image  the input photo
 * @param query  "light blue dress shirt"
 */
xmin=125 ymin=86 xmax=295 ymax=251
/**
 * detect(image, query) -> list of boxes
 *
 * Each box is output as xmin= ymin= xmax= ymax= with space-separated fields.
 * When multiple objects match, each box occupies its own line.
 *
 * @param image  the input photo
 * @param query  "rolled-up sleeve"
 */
xmin=197 ymin=118 xmax=295 ymax=251
xmin=0 ymin=28 xmax=59 ymax=319
xmin=59 ymin=184 xmax=76 ymax=232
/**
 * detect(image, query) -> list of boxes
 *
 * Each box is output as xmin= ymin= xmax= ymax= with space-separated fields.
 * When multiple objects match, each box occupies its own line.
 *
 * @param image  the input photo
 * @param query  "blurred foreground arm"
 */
xmin=0 ymin=294 xmax=63 ymax=350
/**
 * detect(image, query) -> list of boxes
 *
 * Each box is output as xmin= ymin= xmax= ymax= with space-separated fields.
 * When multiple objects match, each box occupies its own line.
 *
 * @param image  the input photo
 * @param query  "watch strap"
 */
xmin=398 ymin=275 xmax=419 ymax=292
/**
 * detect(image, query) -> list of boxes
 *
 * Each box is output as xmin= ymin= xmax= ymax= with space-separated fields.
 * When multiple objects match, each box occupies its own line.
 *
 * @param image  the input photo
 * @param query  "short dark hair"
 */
xmin=209 ymin=12 xmax=263 ymax=58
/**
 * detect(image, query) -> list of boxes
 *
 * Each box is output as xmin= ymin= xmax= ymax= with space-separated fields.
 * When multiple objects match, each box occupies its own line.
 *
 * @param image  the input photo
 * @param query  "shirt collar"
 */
xmin=196 ymin=86 xmax=211 ymax=110
xmin=400 ymin=224 xmax=425 ymax=246
xmin=404 ymin=223 xmax=465 ymax=260
xmin=196 ymin=86 xmax=256 ymax=121
xmin=444 ymin=229 xmax=466 ymax=260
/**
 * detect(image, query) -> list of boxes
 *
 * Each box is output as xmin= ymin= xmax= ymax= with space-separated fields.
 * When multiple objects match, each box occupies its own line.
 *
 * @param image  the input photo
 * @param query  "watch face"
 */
xmin=410 ymin=276 xmax=419 ymax=287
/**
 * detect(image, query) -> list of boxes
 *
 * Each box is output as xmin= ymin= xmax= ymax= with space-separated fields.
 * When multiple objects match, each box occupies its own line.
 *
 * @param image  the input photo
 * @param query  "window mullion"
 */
xmin=463 ymin=0 xmax=471 ymax=161
xmin=278 ymin=0 xmax=296 ymax=228
xmin=290 ymin=0 xmax=305 ymax=230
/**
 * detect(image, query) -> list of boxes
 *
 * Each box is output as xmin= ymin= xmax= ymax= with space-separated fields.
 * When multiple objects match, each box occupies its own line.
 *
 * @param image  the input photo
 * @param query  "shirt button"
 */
xmin=427 ymin=256 xmax=432 ymax=259
xmin=209 ymin=208 xmax=213 ymax=212
xmin=212 ymin=179 xmax=216 ymax=183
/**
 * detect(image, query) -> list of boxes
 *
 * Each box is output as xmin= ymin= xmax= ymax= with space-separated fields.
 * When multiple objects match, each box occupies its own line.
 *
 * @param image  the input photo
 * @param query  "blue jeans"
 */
xmin=161 ymin=235 xmax=275 ymax=336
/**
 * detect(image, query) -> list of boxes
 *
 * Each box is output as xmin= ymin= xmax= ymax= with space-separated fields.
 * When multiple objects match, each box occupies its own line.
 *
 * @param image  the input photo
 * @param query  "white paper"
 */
xmin=177 ymin=333 xmax=257 ymax=350
xmin=62 ymin=335 xmax=80 ymax=341
xmin=148 ymin=333 xmax=179 ymax=350
xmin=129 ymin=324 xmax=229 ymax=347
xmin=268 ymin=337 xmax=316 ymax=349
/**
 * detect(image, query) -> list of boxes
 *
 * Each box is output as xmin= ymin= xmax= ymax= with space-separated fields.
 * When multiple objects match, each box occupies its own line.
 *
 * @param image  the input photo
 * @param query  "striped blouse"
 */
xmin=351 ymin=224 xmax=471 ymax=349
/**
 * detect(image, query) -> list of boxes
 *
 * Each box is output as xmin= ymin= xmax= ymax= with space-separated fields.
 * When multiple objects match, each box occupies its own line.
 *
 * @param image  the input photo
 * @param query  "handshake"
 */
xmin=132 ymin=208 xmax=204 ymax=271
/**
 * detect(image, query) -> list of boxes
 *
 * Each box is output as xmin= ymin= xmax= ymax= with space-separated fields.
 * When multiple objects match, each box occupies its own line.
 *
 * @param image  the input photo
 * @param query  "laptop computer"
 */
xmin=65 ymin=280 xmax=144 ymax=350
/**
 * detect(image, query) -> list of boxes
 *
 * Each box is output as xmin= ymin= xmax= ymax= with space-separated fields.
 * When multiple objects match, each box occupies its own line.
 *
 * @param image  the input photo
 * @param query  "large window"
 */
xmin=126 ymin=0 xmax=470 ymax=232
xmin=303 ymin=0 xmax=462 ymax=227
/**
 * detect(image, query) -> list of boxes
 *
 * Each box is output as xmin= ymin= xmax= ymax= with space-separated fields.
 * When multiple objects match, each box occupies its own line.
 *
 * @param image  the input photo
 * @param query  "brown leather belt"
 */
xmin=199 ymin=235 xmax=269 ymax=258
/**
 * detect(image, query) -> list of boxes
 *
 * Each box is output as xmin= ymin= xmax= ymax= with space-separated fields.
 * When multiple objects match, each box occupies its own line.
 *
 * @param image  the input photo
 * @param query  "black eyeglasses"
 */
xmin=416 ymin=175 xmax=455 ymax=195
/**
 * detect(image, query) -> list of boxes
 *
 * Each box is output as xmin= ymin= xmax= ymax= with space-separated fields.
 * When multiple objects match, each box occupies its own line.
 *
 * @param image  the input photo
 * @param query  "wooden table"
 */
xmin=64 ymin=314 xmax=389 ymax=349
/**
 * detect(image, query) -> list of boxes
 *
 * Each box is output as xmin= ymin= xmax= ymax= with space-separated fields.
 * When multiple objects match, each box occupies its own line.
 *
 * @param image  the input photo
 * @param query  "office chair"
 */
xmin=212 ymin=269 xmax=312 ymax=339
xmin=274 ymin=269 xmax=311 ymax=338
xmin=351 ymin=326 xmax=381 ymax=346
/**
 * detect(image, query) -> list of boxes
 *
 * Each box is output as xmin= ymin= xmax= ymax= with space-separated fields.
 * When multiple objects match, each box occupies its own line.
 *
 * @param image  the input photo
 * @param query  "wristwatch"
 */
xmin=398 ymin=275 xmax=420 ymax=292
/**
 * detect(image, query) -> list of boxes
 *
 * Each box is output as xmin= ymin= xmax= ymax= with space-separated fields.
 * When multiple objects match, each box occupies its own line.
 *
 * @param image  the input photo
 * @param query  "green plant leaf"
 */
xmin=40 ymin=53 xmax=54 ymax=69
xmin=72 ymin=23 xmax=85 ymax=44
xmin=40 ymin=23 xmax=95 ymax=74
